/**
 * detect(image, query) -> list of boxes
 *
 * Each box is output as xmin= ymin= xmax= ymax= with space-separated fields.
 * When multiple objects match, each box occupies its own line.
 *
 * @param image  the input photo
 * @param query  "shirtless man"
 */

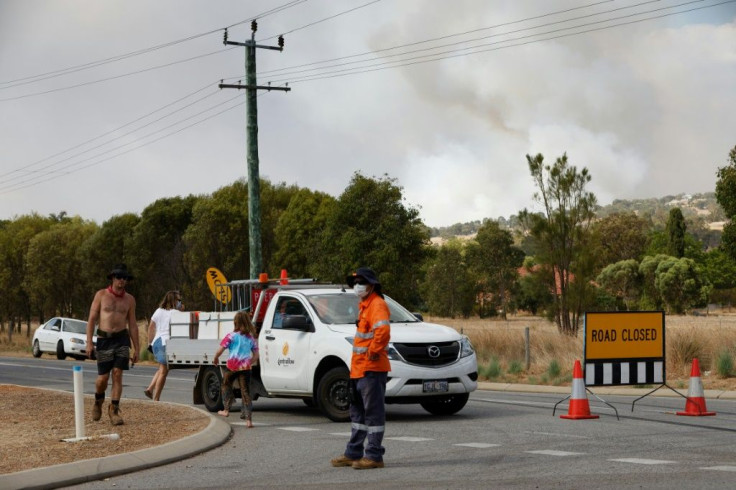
xmin=86 ymin=264 xmax=139 ymax=425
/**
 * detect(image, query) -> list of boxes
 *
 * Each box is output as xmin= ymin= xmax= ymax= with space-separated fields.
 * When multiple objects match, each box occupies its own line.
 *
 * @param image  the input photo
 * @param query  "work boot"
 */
xmin=352 ymin=457 xmax=384 ymax=469
xmin=108 ymin=403 xmax=124 ymax=425
xmin=330 ymin=455 xmax=358 ymax=467
xmin=92 ymin=399 xmax=103 ymax=421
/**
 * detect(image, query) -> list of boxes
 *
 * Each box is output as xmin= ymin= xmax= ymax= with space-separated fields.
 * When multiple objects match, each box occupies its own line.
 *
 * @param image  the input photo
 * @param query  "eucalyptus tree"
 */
xmin=422 ymin=240 xmax=476 ymax=318
xmin=316 ymin=172 xmax=430 ymax=308
xmin=519 ymin=153 xmax=597 ymax=336
xmin=715 ymin=145 xmax=736 ymax=260
xmin=24 ymin=217 xmax=98 ymax=318
xmin=465 ymin=219 xmax=525 ymax=319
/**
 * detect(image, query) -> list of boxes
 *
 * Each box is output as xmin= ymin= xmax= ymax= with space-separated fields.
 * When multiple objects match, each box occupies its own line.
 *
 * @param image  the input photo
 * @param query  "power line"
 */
xmin=0 ymin=0 xmax=308 ymax=89
xmin=0 ymin=91 xmax=250 ymax=193
xmin=0 ymin=88 xmax=224 ymax=185
xmin=266 ymin=0 xmax=734 ymax=85
xmin=257 ymin=0 xmax=615 ymax=76
xmin=257 ymin=0 xmax=384 ymax=42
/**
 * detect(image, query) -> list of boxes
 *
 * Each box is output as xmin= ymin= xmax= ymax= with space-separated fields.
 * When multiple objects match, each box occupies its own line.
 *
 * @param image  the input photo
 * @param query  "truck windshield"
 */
xmin=307 ymin=293 xmax=420 ymax=325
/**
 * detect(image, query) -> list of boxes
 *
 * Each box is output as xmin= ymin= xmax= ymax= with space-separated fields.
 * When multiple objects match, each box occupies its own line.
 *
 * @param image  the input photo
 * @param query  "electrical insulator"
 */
xmin=278 ymin=35 xmax=284 ymax=49
xmin=223 ymin=29 xmax=228 ymax=44
xmin=251 ymin=19 xmax=258 ymax=33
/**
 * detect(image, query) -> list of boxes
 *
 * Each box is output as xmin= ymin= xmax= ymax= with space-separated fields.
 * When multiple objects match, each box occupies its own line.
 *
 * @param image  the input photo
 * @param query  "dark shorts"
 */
xmin=96 ymin=331 xmax=131 ymax=375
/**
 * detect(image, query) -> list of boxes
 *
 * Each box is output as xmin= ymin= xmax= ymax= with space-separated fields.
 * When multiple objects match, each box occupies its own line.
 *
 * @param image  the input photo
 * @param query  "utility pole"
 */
xmin=219 ymin=20 xmax=290 ymax=279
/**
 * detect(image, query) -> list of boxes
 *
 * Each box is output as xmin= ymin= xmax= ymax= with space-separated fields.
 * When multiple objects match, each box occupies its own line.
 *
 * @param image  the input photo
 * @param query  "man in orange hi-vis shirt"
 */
xmin=331 ymin=267 xmax=391 ymax=470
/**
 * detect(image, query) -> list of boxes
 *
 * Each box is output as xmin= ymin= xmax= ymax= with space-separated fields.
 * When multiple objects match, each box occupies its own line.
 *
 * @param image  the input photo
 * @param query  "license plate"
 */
xmin=423 ymin=380 xmax=449 ymax=393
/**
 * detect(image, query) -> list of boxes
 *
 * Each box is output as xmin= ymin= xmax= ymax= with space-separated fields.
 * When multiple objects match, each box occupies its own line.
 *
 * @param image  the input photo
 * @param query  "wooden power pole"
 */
xmin=219 ymin=20 xmax=290 ymax=279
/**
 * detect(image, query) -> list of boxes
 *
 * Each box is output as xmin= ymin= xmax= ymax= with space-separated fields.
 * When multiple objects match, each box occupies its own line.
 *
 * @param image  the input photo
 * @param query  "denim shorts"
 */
xmin=153 ymin=337 xmax=168 ymax=365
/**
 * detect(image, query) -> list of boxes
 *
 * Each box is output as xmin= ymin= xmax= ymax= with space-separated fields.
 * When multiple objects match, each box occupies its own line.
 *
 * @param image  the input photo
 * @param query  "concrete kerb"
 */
xmin=0 ymin=404 xmax=231 ymax=490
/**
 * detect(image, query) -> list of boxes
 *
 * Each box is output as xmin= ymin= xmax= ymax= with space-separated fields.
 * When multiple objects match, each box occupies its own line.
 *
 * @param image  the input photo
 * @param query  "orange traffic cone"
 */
xmin=677 ymin=358 xmax=716 ymax=416
xmin=560 ymin=360 xmax=599 ymax=420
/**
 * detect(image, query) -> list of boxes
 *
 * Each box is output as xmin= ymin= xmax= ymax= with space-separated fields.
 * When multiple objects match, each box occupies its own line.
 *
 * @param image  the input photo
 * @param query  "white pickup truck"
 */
xmin=166 ymin=280 xmax=478 ymax=421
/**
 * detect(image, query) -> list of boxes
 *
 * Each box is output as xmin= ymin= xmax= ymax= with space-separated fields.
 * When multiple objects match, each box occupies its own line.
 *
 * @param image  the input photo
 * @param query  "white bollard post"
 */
xmin=73 ymin=365 xmax=85 ymax=439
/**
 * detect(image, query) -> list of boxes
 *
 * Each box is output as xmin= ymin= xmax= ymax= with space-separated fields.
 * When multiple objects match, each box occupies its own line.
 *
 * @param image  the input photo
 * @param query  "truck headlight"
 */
xmin=387 ymin=344 xmax=403 ymax=361
xmin=460 ymin=336 xmax=474 ymax=358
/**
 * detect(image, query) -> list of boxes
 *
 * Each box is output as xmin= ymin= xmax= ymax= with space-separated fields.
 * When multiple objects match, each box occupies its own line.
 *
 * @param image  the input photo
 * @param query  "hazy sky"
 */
xmin=1 ymin=0 xmax=734 ymax=228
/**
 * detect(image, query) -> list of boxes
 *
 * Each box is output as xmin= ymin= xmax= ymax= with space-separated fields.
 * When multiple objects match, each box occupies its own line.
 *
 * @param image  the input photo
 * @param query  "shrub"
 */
xmin=508 ymin=359 xmax=523 ymax=375
xmin=715 ymin=350 xmax=734 ymax=378
xmin=547 ymin=359 xmax=561 ymax=378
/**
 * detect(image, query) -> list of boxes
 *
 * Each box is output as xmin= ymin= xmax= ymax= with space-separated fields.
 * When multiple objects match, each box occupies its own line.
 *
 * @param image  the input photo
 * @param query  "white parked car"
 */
xmin=32 ymin=317 xmax=96 ymax=360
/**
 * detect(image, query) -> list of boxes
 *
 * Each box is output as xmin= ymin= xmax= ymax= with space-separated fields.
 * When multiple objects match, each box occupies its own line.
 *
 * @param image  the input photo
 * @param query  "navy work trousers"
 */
xmin=345 ymin=371 xmax=388 ymax=462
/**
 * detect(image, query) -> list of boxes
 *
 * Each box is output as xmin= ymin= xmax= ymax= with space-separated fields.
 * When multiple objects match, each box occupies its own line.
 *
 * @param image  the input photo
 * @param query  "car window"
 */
xmin=305 ymin=293 xmax=420 ymax=324
xmin=63 ymin=319 xmax=87 ymax=334
xmin=272 ymin=297 xmax=308 ymax=329
xmin=46 ymin=318 xmax=61 ymax=331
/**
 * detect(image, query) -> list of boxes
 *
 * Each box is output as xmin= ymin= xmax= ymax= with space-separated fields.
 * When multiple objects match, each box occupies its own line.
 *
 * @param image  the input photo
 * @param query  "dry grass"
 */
xmin=426 ymin=313 xmax=736 ymax=390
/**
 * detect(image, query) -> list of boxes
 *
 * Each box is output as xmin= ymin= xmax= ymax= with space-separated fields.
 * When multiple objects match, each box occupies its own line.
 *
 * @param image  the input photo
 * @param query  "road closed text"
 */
xmin=585 ymin=312 xmax=664 ymax=360
xmin=590 ymin=328 xmax=658 ymax=342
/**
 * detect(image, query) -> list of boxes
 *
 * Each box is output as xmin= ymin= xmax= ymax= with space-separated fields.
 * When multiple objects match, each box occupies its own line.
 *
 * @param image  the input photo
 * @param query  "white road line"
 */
xmin=701 ymin=466 xmax=736 ymax=472
xmin=609 ymin=458 xmax=675 ymax=465
xmin=385 ymin=436 xmax=434 ymax=442
xmin=524 ymin=431 xmax=589 ymax=439
xmin=454 ymin=443 xmax=501 ymax=448
xmin=330 ymin=432 xmax=352 ymax=437
xmin=278 ymin=427 xmax=320 ymax=432
xmin=526 ymin=450 xmax=584 ymax=457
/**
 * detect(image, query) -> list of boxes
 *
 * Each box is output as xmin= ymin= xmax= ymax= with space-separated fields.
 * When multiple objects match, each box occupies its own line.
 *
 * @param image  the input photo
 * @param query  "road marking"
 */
xmin=609 ymin=458 xmax=675 ymax=465
xmin=386 ymin=436 xmax=434 ymax=442
xmin=524 ymin=431 xmax=589 ymax=439
xmin=701 ymin=466 xmax=736 ymax=472
xmin=527 ymin=450 xmax=584 ymax=457
xmin=454 ymin=443 xmax=500 ymax=448
xmin=278 ymin=427 xmax=320 ymax=432
xmin=330 ymin=432 xmax=352 ymax=437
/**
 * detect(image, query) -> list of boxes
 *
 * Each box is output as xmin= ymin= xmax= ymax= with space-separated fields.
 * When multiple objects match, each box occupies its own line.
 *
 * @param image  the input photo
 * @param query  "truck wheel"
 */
xmin=419 ymin=393 xmax=469 ymax=416
xmin=56 ymin=341 xmax=67 ymax=360
xmin=316 ymin=367 xmax=350 ymax=422
xmin=200 ymin=366 xmax=224 ymax=412
xmin=32 ymin=340 xmax=42 ymax=358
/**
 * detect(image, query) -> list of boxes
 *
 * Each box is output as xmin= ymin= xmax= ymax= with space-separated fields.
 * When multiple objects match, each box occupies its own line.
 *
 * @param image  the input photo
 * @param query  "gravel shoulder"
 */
xmin=0 ymin=385 xmax=211 ymax=475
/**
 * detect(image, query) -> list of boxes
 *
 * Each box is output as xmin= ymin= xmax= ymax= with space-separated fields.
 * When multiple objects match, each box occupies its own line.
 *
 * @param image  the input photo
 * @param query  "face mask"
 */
xmin=353 ymin=283 xmax=370 ymax=299
xmin=176 ymin=300 xmax=182 ymax=310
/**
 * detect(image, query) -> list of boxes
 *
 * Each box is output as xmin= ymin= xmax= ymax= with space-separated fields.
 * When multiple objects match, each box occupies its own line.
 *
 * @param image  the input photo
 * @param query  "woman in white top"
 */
xmin=144 ymin=291 xmax=181 ymax=401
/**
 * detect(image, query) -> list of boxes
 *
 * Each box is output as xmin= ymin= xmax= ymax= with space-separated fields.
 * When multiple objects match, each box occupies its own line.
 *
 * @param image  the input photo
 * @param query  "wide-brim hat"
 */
xmin=346 ymin=267 xmax=380 ymax=288
xmin=107 ymin=263 xmax=134 ymax=280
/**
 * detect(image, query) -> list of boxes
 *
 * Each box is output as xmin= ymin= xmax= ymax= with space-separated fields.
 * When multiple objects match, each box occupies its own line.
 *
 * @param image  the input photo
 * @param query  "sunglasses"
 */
xmin=353 ymin=278 xmax=367 ymax=285
xmin=113 ymin=274 xmax=129 ymax=280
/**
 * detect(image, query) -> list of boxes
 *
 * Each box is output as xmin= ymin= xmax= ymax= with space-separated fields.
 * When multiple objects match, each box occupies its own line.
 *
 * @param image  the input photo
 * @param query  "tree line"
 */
xmin=2 ymin=145 xmax=735 ymax=340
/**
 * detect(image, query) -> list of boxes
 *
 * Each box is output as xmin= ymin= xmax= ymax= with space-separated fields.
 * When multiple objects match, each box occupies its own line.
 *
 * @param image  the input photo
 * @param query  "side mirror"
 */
xmin=413 ymin=312 xmax=424 ymax=321
xmin=282 ymin=315 xmax=311 ymax=331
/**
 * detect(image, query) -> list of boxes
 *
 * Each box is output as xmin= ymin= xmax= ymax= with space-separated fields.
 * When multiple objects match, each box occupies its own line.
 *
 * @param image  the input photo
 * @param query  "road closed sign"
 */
xmin=584 ymin=311 xmax=665 ymax=387
xmin=585 ymin=311 xmax=664 ymax=359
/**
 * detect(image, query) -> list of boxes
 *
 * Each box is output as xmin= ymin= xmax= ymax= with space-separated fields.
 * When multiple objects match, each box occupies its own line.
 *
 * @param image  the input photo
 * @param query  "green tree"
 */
xmin=596 ymin=259 xmax=641 ymax=311
xmin=466 ymin=220 xmax=525 ymax=319
xmin=715 ymin=145 xmax=736 ymax=260
xmin=666 ymin=208 xmax=687 ymax=258
xmin=653 ymin=257 xmax=710 ymax=314
xmin=519 ymin=153 xmax=597 ymax=336
xmin=273 ymin=188 xmax=336 ymax=278
xmin=591 ymin=212 xmax=650 ymax=265
xmin=77 ymin=213 xmax=141 ymax=301
xmin=638 ymin=254 xmax=671 ymax=310
xmin=128 ymin=195 xmax=198 ymax=315
xmin=0 ymin=214 xmax=53 ymax=339
xmin=422 ymin=240 xmax=476 ymax=318
xmin=316 ymin=173 xmax=430 ymax=308
xmin=24 ymin=218 xmax=98 ymax=318
xmin=701 ymin=248 xmax=736 ymax=290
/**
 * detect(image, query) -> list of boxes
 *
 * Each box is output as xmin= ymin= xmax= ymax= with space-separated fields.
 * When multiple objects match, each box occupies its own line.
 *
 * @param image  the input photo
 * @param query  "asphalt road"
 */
xmin=3 ymin=356 xmax=736 ymax=489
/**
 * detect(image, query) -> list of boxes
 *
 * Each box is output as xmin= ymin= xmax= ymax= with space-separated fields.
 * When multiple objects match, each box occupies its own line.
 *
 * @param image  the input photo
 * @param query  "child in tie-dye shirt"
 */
xmin=213 ymin=311 xmax=259 ymax=427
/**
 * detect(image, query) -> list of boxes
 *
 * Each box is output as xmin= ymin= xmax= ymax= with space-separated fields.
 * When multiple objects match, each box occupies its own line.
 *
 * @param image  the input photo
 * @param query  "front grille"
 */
xmin=393 ymin=341 xmax=459 ymax=366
